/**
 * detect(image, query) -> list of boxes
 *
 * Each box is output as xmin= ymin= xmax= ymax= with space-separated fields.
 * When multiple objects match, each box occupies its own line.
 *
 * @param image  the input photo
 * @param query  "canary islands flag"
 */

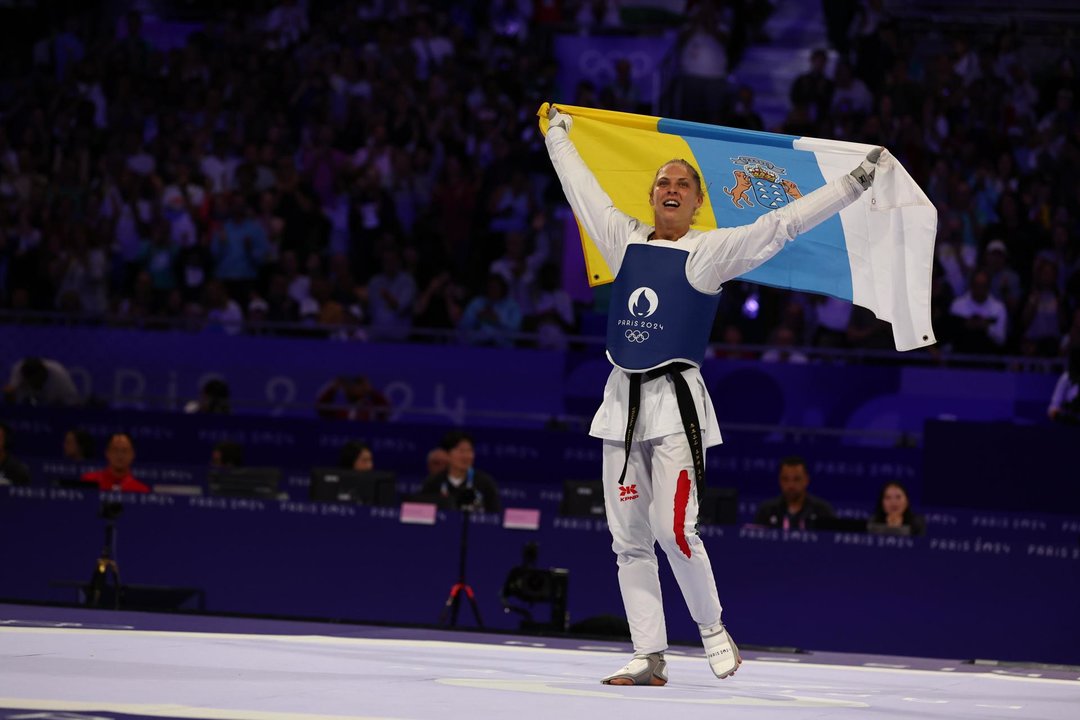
xmin=538 ymin=103 xmax=937 ymax=352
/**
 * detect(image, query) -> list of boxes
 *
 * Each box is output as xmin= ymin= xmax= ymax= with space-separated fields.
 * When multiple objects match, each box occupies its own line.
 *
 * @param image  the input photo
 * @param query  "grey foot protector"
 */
xmin=600 ymin=652 xmax=668 ymax=685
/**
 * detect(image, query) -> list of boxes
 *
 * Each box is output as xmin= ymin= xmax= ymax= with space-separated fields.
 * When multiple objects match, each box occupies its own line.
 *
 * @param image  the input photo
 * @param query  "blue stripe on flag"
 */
xmin=676 ymin=133 xmax=855 ymax=302
xmin=657 ymin=118 xmax=800 ymax=148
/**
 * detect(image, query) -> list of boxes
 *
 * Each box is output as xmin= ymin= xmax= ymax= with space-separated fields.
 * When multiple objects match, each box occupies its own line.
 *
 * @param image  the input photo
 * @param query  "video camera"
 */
xmin=500 ymin=542 xmax=569 ymax=632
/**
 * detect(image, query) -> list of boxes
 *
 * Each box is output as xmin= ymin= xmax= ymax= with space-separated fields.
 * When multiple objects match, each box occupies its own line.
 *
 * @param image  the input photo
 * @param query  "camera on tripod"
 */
xmin=99 ymin=501 xmax=124 ymax=521
xmin=500 ymin=542 xmax=569 ymax=633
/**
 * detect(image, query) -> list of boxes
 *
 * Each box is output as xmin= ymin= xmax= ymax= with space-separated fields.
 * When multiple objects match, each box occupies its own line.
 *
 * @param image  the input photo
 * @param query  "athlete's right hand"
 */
xmin=547 ymin=105 xmax=573 ymax=133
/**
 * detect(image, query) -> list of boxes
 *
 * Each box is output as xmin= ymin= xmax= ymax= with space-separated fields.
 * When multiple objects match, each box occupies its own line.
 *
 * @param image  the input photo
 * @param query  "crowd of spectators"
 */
xmin=0 ymin=0 xmax=1076 ymax=363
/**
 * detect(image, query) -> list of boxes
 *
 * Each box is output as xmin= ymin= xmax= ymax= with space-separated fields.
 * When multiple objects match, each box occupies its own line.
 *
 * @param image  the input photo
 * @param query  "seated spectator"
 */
xmin=813 ymin=296 xmax=852 ymax=348
xmin=202 ymin=280 xmax=244 ymax=336
xmin=790 ymin=48 xmax=834 ymax=122
xmin=753 ymin=456 xmax=835 ymax=530
xmin=528 ymin=263 xmax=576 ymax=350
xmin=0 ymin=422 xmax=31 ymax=486
xmin=413 ymin=271 xmax=466 ymax=334
xmin=211 ymin=440 xmax=245 ymax=468
xmin=760 ymin=326 xmax=809 ymax=364
xmin=62 ymin=428 xmax=95 ymax=461
xmin=830 ymin=60 xmax=873 ymax=117
xmin=708 ymin=324 xmax=757 ymax=361
xmin=81 ymin=432 xmax=149 ymax=493
xmin=426 ymin=446 xmax=449 ymax=477
xmin=490 ymin=230 xmax=544 ymax=314
xmin=867 ymin=481 xmax=926 ymax=536
xmin=3 ymin=357 xmax=80 ymax=407
xmin=948 ymin=269 xmax=1007 ymax=354
xmin=984 ymin=239 xmax=1022 ymax=317
xmin=211 ymin=193 xmax=269 ymax=299
xmin=1021 ymin=258 xmax=1066 ymax=357
xmin=366 ymin=246 xmax=417 ymax=342
xmin=339 ymin=439 xmax=374 ymax=471
xmin=315 ymin=375 xmax=390 ymax=421
xmin=419 ymin=430 xmax=500 ymax=513
xmin=459 ymin=273 xmax=523 ymax=347
xmin=1048 ymin=347 xmax=1080 ymax=425
xmin=846 ymin=305 xmax=893 ymax=350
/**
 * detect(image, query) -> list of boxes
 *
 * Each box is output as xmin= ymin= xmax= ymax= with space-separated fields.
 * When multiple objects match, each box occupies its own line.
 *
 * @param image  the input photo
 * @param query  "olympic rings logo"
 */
xmin=625 ymin=329 xmax=650 ymax=343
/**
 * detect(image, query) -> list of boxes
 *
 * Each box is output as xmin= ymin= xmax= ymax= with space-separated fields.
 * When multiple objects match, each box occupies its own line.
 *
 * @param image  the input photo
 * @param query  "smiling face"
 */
xmin=650 ymin=161 xmax=704 ymax=229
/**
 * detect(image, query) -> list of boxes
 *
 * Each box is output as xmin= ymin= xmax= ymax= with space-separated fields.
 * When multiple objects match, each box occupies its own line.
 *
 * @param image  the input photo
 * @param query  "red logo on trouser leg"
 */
xmin=619 ymin=484 xmax=639 ymax=501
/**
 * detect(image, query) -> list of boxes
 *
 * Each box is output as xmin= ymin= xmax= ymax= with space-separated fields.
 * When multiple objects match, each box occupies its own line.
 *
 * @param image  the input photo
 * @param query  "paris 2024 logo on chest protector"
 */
xmin=621 ymin=287 xmax=664 ymax=343
xmin=628 ymin=287 xmax=658 ymax=318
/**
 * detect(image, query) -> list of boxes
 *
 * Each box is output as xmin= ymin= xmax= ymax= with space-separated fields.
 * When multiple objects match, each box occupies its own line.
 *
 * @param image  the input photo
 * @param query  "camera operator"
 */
xmin=81 ymin=432 xmax=150 ymax=493
xmin=420 ymin=430 xmax=500 ymax=513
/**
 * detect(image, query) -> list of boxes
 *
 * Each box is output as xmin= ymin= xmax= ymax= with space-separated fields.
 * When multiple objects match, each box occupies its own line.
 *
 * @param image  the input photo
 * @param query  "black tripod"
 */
xmin=440 ymin=503 xmax=483 ymax=627
xmin=87 ymin=503 xmax=122 ymax=609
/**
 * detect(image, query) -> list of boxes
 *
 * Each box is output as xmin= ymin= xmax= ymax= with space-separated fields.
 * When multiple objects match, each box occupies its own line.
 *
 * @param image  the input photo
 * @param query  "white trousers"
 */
xmin=601 ymin=436 xmax=723 ymax=654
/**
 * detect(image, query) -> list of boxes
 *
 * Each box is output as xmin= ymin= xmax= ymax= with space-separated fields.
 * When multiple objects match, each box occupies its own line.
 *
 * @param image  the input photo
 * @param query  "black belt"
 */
xmin=617 ymin=362 xmax=705 ymax=498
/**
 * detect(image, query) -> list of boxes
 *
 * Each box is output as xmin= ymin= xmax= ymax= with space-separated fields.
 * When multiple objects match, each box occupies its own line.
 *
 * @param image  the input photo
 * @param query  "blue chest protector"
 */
xmin=606 ymin=242 xmax=722 ymax=371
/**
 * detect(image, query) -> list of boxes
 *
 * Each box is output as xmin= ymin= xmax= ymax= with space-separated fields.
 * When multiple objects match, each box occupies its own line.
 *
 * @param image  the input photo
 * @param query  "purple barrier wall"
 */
xmin=1 ymin=326 xmax=1058 ymax=434
xmin=2 ymin=487 xmax=1078 ymax=664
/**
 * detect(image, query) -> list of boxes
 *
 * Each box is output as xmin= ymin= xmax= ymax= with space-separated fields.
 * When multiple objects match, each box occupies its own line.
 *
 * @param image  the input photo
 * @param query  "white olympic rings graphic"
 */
xmin=624 ymin=329 xmax=650 ymax=343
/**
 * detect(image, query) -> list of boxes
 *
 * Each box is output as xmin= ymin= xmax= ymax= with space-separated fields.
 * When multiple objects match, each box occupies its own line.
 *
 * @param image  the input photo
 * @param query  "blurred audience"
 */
xmin=0 ymin=1 xmax=1075 ymax=373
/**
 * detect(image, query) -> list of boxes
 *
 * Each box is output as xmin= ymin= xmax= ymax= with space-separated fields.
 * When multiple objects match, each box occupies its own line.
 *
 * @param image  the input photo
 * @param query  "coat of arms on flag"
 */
xmin=723 ymin=156 xmax=802 ymax=210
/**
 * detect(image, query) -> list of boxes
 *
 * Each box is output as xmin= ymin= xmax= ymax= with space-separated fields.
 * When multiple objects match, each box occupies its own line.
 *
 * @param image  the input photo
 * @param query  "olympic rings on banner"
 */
xmin=624 ymin=329 xmax=650 ymax=343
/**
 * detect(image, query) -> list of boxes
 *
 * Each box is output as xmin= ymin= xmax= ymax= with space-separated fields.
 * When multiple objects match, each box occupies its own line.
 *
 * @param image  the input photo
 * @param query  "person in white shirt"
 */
xmin=544 ymin=104 xmax=880 ymax=686
xmin=948 ymin=268 xmax=1008 ymax=353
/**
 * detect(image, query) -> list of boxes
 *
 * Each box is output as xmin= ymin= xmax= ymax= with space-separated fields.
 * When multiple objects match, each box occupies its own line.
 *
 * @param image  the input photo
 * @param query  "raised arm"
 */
xmin=688 ymin=149 xmax=881 ymax=290
xmin=544 ymin=107 xmax=642 ymax=273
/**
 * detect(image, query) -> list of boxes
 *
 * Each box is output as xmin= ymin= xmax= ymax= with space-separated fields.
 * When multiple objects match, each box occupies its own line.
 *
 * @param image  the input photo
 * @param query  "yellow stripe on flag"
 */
xmin=538 ymin=103 xmax=719 ymax=287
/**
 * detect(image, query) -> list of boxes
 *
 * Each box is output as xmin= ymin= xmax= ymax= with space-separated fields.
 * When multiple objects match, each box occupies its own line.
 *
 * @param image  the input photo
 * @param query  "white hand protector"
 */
xmin=547 ymin=105 xmax=573 ymax=133
xmin=849 ymin=146 xmax=883 ymax=191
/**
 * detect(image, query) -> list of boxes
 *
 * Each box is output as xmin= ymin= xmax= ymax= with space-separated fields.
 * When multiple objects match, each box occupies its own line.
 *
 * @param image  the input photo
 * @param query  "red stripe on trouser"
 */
xmin=674 ymin=469 xmax=692 ymax=558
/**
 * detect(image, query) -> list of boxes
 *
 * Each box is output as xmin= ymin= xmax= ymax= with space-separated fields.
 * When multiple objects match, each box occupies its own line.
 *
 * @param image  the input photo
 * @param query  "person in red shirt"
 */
xmin=81 ymin=433 xmax=150 ymax=493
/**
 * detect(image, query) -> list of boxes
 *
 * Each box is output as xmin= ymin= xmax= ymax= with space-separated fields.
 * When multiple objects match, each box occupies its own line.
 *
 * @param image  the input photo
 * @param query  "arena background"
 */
xmin=0 ymin=1 xmax=1078 ymax=718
